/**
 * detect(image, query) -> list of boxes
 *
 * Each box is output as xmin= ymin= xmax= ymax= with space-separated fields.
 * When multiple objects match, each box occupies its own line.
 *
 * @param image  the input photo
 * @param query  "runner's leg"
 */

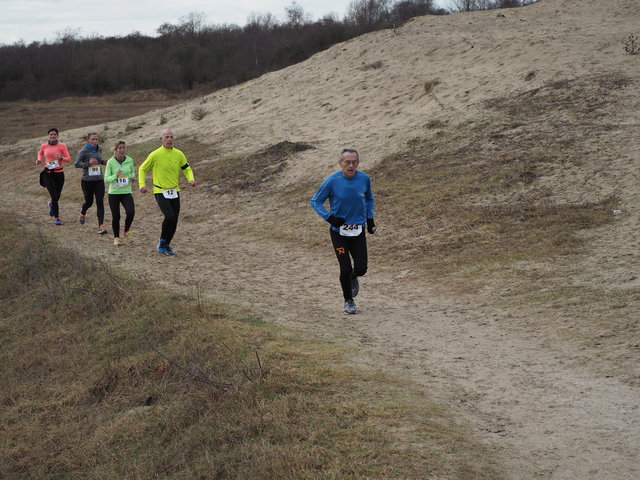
xmin=108 ymin=194 xmax=121 ymax=238
xmin=122 ymin=194 xmax=135 ymax=232
xmin=44 ymin=172 xmax=65 ymax=218
xmin=154 ymin=194 xmax=180 ymax=244
xmin=80 ymin=180 xmax=94 ymax=216
xmin=94 ymin=181 xmax=105 ymax=226
xmin=330 ymin=229 xmax=354 ymax=300
xmin=42 ymin=173 xmax=57 ymax=214
xmin=350 ymin=231 xmax=368 ymax=278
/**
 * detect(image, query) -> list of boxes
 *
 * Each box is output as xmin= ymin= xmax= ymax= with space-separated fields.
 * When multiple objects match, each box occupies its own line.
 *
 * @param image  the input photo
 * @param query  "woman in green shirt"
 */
xmin=104 ymin=141 xmax=136 ymax=246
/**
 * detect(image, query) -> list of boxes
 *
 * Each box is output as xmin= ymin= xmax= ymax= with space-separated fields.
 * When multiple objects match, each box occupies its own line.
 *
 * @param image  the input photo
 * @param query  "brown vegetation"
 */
xmin=0 ymin=213 xmax=501 ymax=479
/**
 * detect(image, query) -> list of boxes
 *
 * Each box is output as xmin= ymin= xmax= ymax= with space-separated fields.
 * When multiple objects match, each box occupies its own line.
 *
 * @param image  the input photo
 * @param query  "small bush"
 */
xmin=159 ymin=114 xmax=168 ymax=125
xmin=623 ymin=34 xmax=639 ymax=55
xmin=424 ymin=79 xmax=441 ymax=94
xmin=125 ymin=121 xmax=145 ymax=132
xmin=360 ymin=60 xmax=384 ymax=70
xmin=191 ymin=107 xmax=207 ymax=121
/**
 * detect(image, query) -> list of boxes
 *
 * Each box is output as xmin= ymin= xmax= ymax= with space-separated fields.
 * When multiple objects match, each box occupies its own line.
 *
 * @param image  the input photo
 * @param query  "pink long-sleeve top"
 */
xmin=38 ymin=142 xmax=71 ymax=172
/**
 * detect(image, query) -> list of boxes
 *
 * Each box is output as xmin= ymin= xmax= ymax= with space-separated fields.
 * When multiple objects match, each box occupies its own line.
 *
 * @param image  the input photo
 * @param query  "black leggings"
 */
xmin=154 ymin=193 xmax=181 ymax=244
xmin=108 ymin=194 xmax=135 ymax=238
xmin=330 ymin=228 xmax=368 ymax=301
xmin=81 ymin=179 xmax=105 ymax=225
xmin=42 ymin=171 xmax=64 ymax=218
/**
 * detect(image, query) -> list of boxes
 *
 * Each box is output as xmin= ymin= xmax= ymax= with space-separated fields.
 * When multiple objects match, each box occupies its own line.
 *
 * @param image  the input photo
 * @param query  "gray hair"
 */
xmin=339 ymin=148 xmax=359 ymax=161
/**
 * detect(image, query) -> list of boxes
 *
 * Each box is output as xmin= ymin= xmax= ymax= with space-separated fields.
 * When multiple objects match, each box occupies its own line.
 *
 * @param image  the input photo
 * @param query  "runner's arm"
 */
xmin=365 ymin=176 xmax=375 ymax=220
xmin=137 ymin=153 xmax=154 ymax=189
xmin=74 ymin=148 xmax=88 ymax=168
xmin=104 ymin=158 xmax=117 ymax=183
xmin=180 ymin=155 xmax=195 ymax=184
xmin=36 ymin=144 xmax=45 ymax=164
xmin=310 ymin=178 xmax=332 ymax=220
xmin=60 ymin=144 xmax=72 ymax=163
xmin=129 ymin=157 xmax=136 ymax=180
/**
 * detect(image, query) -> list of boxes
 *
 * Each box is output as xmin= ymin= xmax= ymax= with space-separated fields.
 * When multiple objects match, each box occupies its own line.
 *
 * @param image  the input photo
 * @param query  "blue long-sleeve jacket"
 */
xmin=310 ymin=170 xmax=374 ymax=232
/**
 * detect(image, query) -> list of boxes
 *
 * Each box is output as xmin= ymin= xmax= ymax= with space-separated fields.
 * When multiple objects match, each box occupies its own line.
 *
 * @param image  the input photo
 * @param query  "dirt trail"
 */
xmin=6 ymin=185 xmax=639 ymax=480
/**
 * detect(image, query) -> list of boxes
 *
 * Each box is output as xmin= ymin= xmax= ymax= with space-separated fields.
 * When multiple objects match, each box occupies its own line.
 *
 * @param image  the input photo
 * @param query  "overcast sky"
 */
xmin=0 ymin=0 xmax=450 ymax=46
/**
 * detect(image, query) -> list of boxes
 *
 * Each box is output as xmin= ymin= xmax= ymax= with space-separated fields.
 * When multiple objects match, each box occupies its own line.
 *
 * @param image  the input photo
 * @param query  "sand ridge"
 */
xmin=3 ymin=0 xmax=640 ymax=478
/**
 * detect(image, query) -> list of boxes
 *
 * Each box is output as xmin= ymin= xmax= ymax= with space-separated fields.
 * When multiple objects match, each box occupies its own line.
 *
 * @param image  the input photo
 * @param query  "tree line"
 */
xmin=0 ymin=0 xmax=536 ymax=101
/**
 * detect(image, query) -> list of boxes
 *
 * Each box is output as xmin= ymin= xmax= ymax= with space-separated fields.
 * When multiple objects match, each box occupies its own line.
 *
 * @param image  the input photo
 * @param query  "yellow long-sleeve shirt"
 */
xmin=138 ymin=146 xmax=194 ymax=194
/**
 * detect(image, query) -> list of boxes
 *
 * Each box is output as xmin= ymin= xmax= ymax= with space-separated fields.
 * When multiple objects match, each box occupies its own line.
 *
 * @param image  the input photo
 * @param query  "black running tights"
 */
xmin=42 ymin=171 xmax=64 ymax=218
xmin=330 ymin=228 xmax=368 ymax=301
xmin=81 ymin=179 xmax=105 ymax=225
xmin=108 ymin=193 xmax=135 ymax=238
xmin=154 ymin=193 xmax=181 ymax=244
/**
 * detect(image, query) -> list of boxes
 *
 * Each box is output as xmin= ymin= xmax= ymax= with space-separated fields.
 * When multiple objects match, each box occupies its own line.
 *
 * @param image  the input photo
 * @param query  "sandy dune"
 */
xmin=3 ymin=0 xmax=639 ymax=478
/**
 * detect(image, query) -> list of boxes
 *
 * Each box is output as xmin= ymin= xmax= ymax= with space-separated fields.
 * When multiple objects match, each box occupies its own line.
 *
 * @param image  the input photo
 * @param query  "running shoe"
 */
xmin=97 ymin=225 xmax=108 ymax=235
xmin=54 ymin=217 xmax=62 ymax=226
xmin=124 ymin=230 xmax=133 ymax=242
xmin=79 ymin=213 xmax=85 ymax=225
xmin=157 ymin=242 xmax=167 ymax=254
xmin=48 ymin=201 xmax=53 ymax=217
xmin=163 ymin=244 xmax=175 ymax=256
xmin=344 ymin=299 xmax=357 ymax=314
xmin=351 ymin=276 xmax=359 ymax=298
xmin=113 ymin=237 xmax=122 ymax=246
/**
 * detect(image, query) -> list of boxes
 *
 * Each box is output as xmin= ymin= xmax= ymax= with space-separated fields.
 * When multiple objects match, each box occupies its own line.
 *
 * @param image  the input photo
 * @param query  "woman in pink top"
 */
xmin=36 ymin=127 xmax=71 ymax=225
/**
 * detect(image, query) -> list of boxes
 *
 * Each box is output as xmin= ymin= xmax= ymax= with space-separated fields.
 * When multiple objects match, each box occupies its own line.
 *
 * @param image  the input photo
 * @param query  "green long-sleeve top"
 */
xmin=138 ymin=146 xmax=194 ymax=194
xmin=105 ymin=155 xmax=136 ymax=194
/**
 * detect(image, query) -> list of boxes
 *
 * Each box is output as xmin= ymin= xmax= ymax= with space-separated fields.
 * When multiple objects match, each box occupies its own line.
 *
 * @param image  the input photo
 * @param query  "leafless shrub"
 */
xmin=623 ymin=34 xmax=639 ymax=55
xmin=360 ymin=60 xmax=384 ymax=70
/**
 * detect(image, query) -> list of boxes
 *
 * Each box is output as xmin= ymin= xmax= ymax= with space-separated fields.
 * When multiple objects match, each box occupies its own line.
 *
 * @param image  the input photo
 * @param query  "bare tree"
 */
xmin=391 ymin=0 xmax=435 ymax=23
xmin=450 ymin=0 xmax=539 ymax=10
xmin=285 ymin=2 xmax=310 ymax=27
xmin=246 ymin=12 xmax=278 ymax=31
xmin=178 ymin=11 xmax=208 ymax=36
xmin=346 ymin=0 xmax=392 ymax=30
xmin=448 ymin=0 xmax=491 ymax=11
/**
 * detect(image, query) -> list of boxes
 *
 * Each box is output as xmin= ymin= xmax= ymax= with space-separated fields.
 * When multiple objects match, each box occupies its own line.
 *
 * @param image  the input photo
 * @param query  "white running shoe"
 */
xmin=344 ymin=299 xmax=357 ymax=314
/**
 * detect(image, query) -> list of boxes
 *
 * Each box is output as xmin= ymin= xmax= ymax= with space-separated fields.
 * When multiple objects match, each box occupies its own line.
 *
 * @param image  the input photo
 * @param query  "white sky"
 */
xmin=0 ymin=0 xmax=450 ymax=46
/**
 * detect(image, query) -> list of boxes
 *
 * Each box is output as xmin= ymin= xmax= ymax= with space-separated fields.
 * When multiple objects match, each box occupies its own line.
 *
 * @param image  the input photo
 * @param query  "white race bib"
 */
xmin=162 ymin=188 xmax=178 ymax=199
xmin=47 ymin=159 xmax=60 ymax=169
xmin=115 ymin=177 xmax=129 ymax=187
xmin=88 ymin=166 xmax=101 ymax=176
xmin=339 ymin=224 xmax=362 ymax=237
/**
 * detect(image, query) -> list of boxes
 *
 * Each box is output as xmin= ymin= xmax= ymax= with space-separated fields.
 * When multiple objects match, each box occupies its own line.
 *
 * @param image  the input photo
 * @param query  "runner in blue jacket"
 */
xmin=310 ymin=148 xmax=377 ymax=314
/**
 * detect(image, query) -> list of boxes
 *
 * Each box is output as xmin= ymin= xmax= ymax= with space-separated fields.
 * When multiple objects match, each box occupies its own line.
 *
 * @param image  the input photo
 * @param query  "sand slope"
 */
xmin=3 ymin=0 xmax=640 ymax=478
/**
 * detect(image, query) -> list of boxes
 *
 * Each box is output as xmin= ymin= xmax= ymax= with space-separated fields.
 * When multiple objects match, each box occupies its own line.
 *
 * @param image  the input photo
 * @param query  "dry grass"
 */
xmin=194 ymin=140 xmax=315 ymax=194
xmin=0 ymin=96 xmax=179 ymax=145
xmin=0 ymin=213 xmax=503 ymax=479
xmin=369 ymin=142 xmax=617 ymax=276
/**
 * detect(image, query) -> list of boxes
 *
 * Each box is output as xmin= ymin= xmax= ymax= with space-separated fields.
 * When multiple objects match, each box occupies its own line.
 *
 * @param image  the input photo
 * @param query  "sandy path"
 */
xmin=6 ymin=186 xmax=639 ymax=480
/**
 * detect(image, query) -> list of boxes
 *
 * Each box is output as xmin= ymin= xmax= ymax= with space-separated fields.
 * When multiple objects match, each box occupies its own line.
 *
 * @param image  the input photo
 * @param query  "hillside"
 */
xmin=1 ymin=0 xmax=639 ymax=478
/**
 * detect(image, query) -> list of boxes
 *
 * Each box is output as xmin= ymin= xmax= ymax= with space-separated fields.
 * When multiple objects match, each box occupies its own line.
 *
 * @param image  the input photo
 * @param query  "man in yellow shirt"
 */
xmin=138 ymin=128 xmax=196 ymax=255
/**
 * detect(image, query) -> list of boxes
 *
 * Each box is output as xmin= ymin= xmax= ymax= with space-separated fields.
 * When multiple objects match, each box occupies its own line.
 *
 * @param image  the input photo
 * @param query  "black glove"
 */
xmin=328 ymin=215 xmax=345 ymax=228
xmin=367 ymin=218 xmax=377 ymax=234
